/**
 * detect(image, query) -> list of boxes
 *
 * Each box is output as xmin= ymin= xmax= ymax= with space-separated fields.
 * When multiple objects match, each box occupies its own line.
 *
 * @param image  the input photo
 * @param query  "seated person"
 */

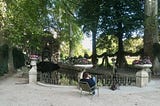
xmin=80 ymin=72 xmax=96 ymax=95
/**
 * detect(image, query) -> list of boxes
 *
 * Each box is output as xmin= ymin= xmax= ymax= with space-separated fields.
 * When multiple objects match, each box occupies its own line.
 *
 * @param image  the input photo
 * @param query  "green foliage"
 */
xmin=0 ymin=44 xmax=9 ymax=75
xmin=74 ymin=44 xmax=90 ymax=57
xmin=1 ymin=0 xmax=153 ymax=66
xmin=60 ymin=41 xmax=91 ymax=59
xmin=76 ymin=0 xmax=144 ymax=66
xmin=77 ymin=0 xmax=102 ymax=31
xmin=97 ymin=35 xmax=118 ymax=54
xmin=100 ymin=0 xmax=144 ymax=37
xmin=1 ymin=0 xmax=84 ymax=57
xmin=124 ymin=37 xmax=143 ymax=53
xmin=0 ymin=44 xmax=8 ymax=58
xmin=77 ymin=0 xmax=102 ymax=64
xmin=12 ymin=47 xmax=25 ymax=69
xmin=3 ymin=0 xmax=51 ymax=53
xmin=0 ymin=63 xmax=8 ymax=76
xmin=60 ymin=74 xmax=77 ymax=85
xmin=52 ymin=0 xmax=83 ymax=56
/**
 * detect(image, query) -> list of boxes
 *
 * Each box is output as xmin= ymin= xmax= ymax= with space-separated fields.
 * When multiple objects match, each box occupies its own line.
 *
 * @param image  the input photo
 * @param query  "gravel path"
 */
xmin=0 ymin=72 xmax=160 ymax=106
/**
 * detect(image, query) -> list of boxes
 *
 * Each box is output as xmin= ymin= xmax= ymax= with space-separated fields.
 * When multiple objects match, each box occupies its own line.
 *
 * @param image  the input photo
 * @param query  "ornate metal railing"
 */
xmin=37 ymin=70 xmax=78 ymax=85
xmin=37 ymin=65 xmax=138 ymax=86
xmin=95 ymin=73 xmax=136 ymax=86
xmin=37 ymin=67 xmax=136 ymax=86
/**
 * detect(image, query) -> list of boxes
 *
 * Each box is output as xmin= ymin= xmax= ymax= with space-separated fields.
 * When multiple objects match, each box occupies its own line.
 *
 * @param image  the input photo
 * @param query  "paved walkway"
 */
xmin=0 ymin=72 xmax=160 ymax=106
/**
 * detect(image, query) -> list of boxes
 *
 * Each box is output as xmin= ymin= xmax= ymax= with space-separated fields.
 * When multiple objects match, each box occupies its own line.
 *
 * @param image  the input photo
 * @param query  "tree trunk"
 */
xmin=144 ymin=0 xmax=159 ymax=74
xmin=8 ymin=47 xmax=15 ymax=74
xmin=144 ymin=0 xmax=158 ymax=56
xmin=116 ymin=34 xmax=127 ymax=68
xmin=69 ymin=24 xmax=74 ymax=57
xmin=92 ymin=29 xmax=97 ymax=67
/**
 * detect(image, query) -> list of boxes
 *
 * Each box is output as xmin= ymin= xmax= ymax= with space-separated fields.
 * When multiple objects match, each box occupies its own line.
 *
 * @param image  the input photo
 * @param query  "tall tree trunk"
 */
xmin=69 ymin=24 xmax=74 ymax=57
xmin=116 ymin=21 xmax=127 ymax=68
xmin=144 ymin=0 xmax=159 ymax=74
xmin=114 ymin=2 xmax=127 ymax=68
xmin=8 ymin=47 xmax=15 ymax=74
xmin=92 ymin=29 xmax=97 ymax=66
xmin=116 ymin=33 xmax=127 ymax=68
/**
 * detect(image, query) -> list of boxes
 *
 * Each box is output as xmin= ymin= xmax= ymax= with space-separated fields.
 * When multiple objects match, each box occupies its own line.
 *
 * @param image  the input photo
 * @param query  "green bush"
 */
xmin=13 ymin=47 xmax=25 ymax=69
xmin=0 ymin=63 xmax=8 ymax=76
xmin=0 ymin=44 xmax=9 ymax=76
xmin=59 ymin=74 xmax=78 ymax=85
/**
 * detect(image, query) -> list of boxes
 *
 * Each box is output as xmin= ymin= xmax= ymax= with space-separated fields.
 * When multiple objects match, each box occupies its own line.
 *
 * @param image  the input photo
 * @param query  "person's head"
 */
xmin=82 ymin=72 xmax=89 ymax=79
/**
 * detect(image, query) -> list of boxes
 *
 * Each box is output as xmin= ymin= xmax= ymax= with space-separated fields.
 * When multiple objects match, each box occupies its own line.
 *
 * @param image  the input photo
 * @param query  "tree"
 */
xmin=77 ymin=0 xmax=102 ymax=66
xmin=144 ymin=0 xmax=159 ymax=74
xmin=0 ymin=1 xmax=7 ymax=45
xmin=48 ymin=0 xmax=83 ymax=57
xmin=1 ymin=0 xmax=84 ymax=66
xmin=124 ymin=37 xmax=143 ymax=53
xmin=77 ymin=0 xmax=144 ymax=67
xmin=0 ymin=0 xmax=54 ymax=73
xmin=99 ymin=0 xmax=144 ymax=67
xmin=144 ymin=0 xmax=159 ymax=56
xmin=0 ymin=1 xmax=14 ymax=73
xmin=96 ymin=35 xmax=118 ymax=55
xmin=3 ymin=0 xmax=51 ymax=52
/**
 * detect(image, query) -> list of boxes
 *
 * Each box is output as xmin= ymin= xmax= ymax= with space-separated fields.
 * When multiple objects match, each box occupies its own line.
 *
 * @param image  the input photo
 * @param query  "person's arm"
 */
xmin=89 ymin=78 xmax=96 ymax=87
xmin=88 ymin=74 xmax=91 ymax=78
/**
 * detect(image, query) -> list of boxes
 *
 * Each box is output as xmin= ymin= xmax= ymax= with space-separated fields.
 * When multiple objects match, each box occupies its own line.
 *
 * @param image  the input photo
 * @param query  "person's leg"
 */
xmin=92 ymin=76 xmax=96 ymax=84
xmin=92 ymin=90 xmax=95 ymax=95
xmin=91 ymin=88 xmax=95 ymax=95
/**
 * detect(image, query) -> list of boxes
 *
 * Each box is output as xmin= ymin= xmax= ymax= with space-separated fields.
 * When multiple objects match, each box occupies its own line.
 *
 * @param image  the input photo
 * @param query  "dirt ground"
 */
xmin=0 ymin=72 xmax=160 ymax=106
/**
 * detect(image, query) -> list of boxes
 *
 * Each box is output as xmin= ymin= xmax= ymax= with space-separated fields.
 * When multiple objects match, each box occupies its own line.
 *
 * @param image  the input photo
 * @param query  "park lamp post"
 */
xmin=110 ymin=58 xmax=118 ymax=90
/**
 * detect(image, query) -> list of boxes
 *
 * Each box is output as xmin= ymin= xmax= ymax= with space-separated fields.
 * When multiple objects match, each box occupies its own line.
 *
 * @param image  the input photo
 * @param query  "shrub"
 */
xmin=13 ymin=47 xmax=25 ymax=69
xmin=0 ymin=44 xmax=9 ymax=76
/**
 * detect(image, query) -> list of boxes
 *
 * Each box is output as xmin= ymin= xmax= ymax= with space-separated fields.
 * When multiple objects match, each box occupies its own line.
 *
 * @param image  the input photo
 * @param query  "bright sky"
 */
xmin=82 ymin=36 xmax=92 ymax=51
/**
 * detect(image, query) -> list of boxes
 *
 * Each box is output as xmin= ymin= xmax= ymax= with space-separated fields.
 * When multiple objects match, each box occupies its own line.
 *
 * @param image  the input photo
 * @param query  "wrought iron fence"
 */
xmin=37 ymin=69 xmax=136 ymax=86
xmin=95 ymin=73 xmax=136 ymax=86
xmin=37 ymin=70 xmax=78 ymax=85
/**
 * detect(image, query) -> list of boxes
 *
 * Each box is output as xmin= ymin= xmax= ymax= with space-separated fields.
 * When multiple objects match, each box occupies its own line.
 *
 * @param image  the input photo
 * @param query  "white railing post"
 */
xmin=136 ymin=70 xmax=149 ymax=87
xmin=29 ymin=55 xmax=38 ymax=84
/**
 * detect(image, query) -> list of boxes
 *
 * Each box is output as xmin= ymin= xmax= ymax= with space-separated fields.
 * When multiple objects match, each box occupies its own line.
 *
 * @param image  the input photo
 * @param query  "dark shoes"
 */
xmin=92 ymin=91 xmax=95 ymax=95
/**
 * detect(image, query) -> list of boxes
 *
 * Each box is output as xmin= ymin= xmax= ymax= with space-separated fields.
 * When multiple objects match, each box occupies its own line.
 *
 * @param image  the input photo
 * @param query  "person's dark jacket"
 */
xmin=80 ymin=78 xmax=95 ymax=87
